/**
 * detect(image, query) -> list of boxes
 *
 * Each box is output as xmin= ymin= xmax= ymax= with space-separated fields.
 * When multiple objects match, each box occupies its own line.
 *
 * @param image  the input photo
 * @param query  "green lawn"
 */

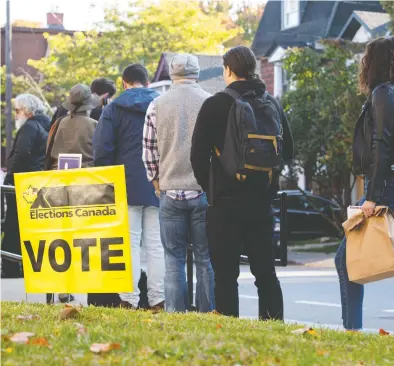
xmin=1 ymin=302 xmax=393 ymax=365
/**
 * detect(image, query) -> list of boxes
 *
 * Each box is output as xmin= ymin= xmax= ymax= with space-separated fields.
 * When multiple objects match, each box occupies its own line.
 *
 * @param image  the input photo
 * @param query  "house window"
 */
xmin=282 ymin=0 xmax=300 ymax=30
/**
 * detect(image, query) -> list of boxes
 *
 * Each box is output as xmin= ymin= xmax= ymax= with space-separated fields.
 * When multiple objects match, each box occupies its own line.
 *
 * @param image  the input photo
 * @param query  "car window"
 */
xmin=297 ymin=196 xmax=314 ymax=211
xmin=299 ymin=196 xmax=338 ymax=211
xmin=274 ymin=195 xmax=338 ymax=211
xmin=273 ymin=196 xmax=302 ymax=210
xmin=286 ymin=196 xmax=304 ymax=210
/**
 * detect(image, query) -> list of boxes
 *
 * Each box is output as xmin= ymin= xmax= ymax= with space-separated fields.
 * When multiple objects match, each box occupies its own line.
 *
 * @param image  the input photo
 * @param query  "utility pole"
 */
xmin=5 ymin=0 xmax=13 ymax=160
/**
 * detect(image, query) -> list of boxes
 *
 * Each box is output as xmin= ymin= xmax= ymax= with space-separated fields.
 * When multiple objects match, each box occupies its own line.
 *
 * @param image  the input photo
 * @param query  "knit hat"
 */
xmin=62 ymin=84 xmax=101 ymax=113
xmin=169 ymin=54 xmax=200 ymax=81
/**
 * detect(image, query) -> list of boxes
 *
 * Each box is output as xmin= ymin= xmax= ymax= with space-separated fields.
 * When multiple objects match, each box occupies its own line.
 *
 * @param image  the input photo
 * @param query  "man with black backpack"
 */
xmin=191 ymin=46 xmax=293 ymax=320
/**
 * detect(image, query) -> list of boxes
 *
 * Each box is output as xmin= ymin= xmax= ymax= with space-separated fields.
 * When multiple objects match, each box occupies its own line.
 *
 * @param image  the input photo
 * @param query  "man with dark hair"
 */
xmin=90 ymin=77 xmax=117 ymax=99
xmin=89 ymin=77 xmax=117 ymax=120
xmin=51 ymin=77 xmax=117 ymax=125
xmin=122 ymin=64 xmax=149 ymax=86
xmin=93 ymin=64 xmax=165 ymax=311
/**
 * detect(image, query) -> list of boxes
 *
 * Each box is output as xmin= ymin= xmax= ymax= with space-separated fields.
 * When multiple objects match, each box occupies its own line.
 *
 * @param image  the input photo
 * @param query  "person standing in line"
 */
xmin=143 ymin=54 xmax=215 ymax=312
xmin=191 ymin=46 xmax=294 ymax=319
xmin=47 ymin=84 xmax=99 ymax=170
xmin=93 ymin=64 xmax=165 ymax=311
xmin=1 ymin=94 xmax=50 ymax=278
xmin=45 ymin=84 xmax=100 ymax=304
xmin=335 ymin=37 xmax=394 ymax=331
xmin=51 ymin=77 xmax=116 ymax=126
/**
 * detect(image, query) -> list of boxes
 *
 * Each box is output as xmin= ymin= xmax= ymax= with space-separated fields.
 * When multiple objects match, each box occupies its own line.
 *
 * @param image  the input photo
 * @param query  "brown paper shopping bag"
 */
xmin=343 ymin=206 xmax=394 ymax=284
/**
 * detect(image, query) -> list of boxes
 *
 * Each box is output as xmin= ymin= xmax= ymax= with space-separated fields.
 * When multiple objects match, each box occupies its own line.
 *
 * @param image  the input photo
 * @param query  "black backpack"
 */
xmin=215 ymin=89 xmax=283 ymax=186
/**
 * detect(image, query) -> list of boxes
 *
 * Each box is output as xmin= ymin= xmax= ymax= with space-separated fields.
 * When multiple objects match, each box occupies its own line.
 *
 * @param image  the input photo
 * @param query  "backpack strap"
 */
xmin=218 ymin=89 xmax=241 ymax=100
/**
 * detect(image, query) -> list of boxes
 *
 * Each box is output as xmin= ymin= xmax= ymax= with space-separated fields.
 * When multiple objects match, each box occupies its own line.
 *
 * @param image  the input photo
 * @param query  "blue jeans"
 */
xmin=159 ymin=193 xmax=215 ymax=312
xmin=335 ymin=176 xmax=394 ymax=330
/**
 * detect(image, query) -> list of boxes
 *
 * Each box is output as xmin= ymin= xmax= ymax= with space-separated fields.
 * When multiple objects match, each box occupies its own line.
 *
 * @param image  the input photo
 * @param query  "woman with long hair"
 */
xmin=335 ymin=37 xmax=394 ymax=331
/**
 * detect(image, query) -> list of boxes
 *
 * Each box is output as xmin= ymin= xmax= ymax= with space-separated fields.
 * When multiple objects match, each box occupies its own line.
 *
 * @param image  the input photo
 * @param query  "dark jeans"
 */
xmin=1 ymin=194 xmax=22 ymax=276
xmin=335 ymin=176 xmax=394 ymax=330
xmin=159 ymin=193 xmax=215 ymax=313
xmin=206 ymin=201 xmax=283 ymax=320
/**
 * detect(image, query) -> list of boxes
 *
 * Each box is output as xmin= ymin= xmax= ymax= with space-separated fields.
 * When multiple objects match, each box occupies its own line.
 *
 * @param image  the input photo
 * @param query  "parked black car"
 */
xmin=272 ymin=190 xmax=343 ymax=241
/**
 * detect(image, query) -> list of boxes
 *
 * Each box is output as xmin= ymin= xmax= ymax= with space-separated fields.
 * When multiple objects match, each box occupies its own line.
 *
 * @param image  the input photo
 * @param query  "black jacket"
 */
xmin=5 ymin=114 xmax=51 ymax=185
xmin=353 ymin=83 xmax=394 ymax=202
xmin=191 ymin=80 xmax=293 ymax=212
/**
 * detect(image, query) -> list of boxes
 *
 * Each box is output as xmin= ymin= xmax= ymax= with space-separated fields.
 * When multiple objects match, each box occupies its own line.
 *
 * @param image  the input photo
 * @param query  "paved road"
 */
xmin=239 ymin=265 xmax=394 ymax=331
xmin=2 ymin=265 xmax=393 ymax=332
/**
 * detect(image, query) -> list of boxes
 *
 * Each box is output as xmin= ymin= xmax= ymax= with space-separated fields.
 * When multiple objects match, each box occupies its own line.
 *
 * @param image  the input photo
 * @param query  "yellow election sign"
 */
xmin=14 ymin=166 xmax=132 ymax=294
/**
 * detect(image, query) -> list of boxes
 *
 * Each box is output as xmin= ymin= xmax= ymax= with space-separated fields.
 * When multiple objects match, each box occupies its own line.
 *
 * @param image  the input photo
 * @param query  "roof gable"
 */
xmin=252 ymin=0 xmax=336 ymax=58
xmin=339 ymin=10 xmax=390 ymax=40
xmin=252 ymin=0 xmax=386 ymax=58
xmin=326 ymin=1 xmax=385 ymax=37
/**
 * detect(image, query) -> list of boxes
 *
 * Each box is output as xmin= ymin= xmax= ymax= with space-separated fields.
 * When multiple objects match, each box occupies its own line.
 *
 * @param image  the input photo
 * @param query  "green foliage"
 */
xmin=281 ymin=41 xmax=365 ymax=206
xmin=3 ymin=0 xmax=240 ymax=149
xmin=381 ymin=1 xmax=394 ymax=31
xmin=234 ymin=2 xmax=265 ymax=46
xmin=1 ymin=66 xmax=52 ymax=146
xmin=201 ymin=0 xmax=264 ymax=46
xmin=28 ymin=0 xmax=238 ymax=105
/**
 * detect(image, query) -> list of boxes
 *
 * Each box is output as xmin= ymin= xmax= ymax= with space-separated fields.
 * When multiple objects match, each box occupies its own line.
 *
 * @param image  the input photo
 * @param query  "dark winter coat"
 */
xmin=353 ymin=82 xmax=394 ymax=203
xmin=5 ymin=114 xmax=51 ymax=185
xmin=191 ymin=80 xmax=293 ymax=215
xmin=93 ymin=88 xmax=160 ymax=207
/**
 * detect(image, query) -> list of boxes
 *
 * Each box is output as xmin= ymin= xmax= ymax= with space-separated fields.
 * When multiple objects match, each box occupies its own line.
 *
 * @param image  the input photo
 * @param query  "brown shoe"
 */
xmin=120 ymin=301 xmax=136 ymax=310
xmin=149 ymin=301 xmax=165 ymax=313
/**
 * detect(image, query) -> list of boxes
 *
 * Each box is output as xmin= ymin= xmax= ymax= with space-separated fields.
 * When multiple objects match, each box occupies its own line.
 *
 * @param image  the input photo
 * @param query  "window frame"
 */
xmin=282 ymin=0 xmax=300 ymax=30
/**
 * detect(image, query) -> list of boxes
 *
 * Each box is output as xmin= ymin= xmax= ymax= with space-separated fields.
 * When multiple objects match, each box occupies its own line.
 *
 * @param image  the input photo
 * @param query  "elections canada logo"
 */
xmin=24 ymin=183 xmax=116 ymax=220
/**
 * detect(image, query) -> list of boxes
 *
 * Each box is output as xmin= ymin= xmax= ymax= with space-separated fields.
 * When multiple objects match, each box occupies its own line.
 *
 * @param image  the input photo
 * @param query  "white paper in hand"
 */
xmin=347 ymin=206 xmax=362 ymax=219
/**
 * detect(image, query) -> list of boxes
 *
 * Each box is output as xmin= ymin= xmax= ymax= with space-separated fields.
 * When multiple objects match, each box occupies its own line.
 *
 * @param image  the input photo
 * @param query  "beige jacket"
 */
xmin=50 ymin=112 xmax=97 ymax=170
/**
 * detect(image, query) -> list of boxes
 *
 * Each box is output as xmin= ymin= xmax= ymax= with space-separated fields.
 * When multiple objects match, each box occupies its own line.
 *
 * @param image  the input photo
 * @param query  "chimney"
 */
xmin=46 ymin=12 xmax=64 ymax=29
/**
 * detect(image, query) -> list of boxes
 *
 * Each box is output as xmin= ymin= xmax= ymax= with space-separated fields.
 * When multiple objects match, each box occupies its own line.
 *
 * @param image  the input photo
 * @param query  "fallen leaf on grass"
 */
xmin=379 ymin=328 xmax=390 ymax=336
xmin=90 ymin=343 xmax=121 ymax=354
xmin=29 ymin=337 xmax=52 ymax=348
xmin=10 ymin=332 xmax=35 ymax=344
xmin=317 ymin=350 xmax=329 ymax=356
xmin=1 ymin=335 xmax=10 ymax=342
xmin=16 ymin=315 xmax=40 ymax=321
xmin=65 ymin=303 xmax=83 ymax=311
xmin=209 ymin=310 xmax=221 ymax=316
xmin=291 ymin=327 xmax=317 ymax=336
xmin=59 ymin=305 xmax=79 ymax=320
xmin=142 ymin=319 xmax=153 ymax=323
xmin=216 ymin=324 xmax=223 ymax=329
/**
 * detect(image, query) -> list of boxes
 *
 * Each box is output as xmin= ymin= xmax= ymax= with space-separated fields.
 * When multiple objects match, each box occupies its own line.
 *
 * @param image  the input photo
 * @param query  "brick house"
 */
xmin=0 ymin=13 xmax=73 ymax=77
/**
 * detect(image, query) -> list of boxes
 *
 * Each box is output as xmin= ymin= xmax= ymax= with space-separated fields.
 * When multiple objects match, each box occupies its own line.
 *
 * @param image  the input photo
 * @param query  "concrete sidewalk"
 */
xmin=288 ymin=251 xmax=335 ymax=268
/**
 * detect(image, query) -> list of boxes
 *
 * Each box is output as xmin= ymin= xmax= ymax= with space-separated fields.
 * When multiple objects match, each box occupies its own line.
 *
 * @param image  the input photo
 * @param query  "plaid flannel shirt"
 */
xmin=143 ymin=101 xmax=202 ymax=201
